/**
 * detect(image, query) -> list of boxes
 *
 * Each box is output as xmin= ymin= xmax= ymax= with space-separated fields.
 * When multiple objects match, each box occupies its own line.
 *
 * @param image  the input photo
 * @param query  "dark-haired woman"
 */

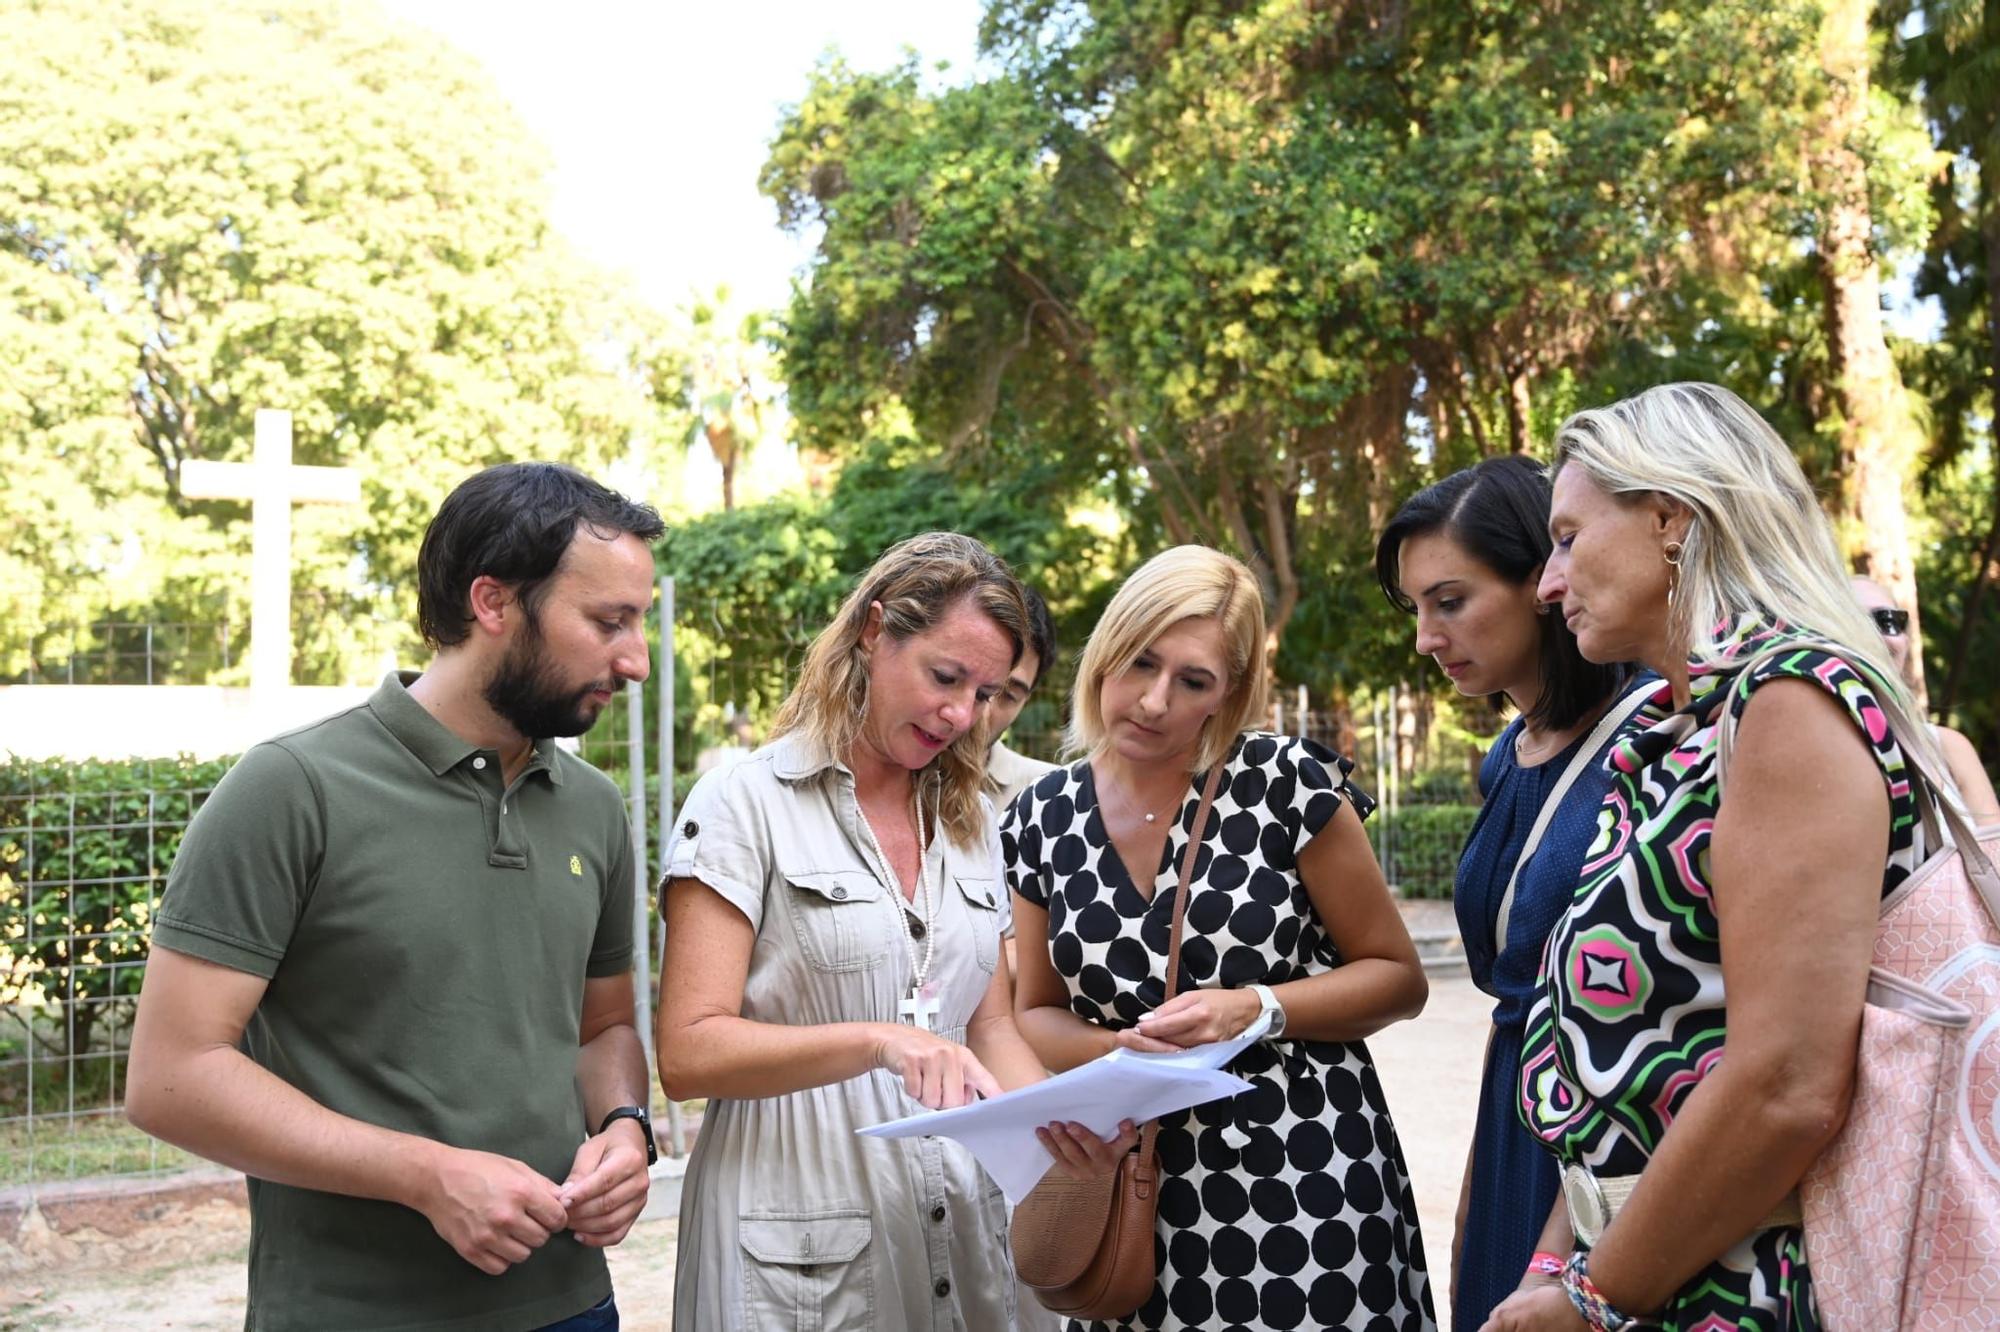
xmin=1375 ymin=456 xmax=1647 ymax=1332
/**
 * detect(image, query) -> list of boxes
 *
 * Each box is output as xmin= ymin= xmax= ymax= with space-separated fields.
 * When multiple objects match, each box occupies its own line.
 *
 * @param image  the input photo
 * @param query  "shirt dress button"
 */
xmin=831 ymin=886 xmax=848 ymax=900
xmin=472 ymin=757 xmax=486 ymax=769
xmin=934 ymin=1279 xmax=951 ymax=1298
xmin=683 ymin=820 xmax=698 ymax=838
xmin=930 ymin=1204 xmax=946 ymax=1222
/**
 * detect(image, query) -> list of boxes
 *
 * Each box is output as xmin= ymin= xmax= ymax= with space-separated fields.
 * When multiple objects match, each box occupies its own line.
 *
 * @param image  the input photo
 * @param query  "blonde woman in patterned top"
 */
xmin=1488 ymin=383 xmax=1957 ymax=1332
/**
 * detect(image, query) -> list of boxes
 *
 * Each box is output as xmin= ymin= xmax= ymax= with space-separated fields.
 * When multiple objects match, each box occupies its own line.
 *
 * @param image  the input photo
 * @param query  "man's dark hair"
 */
xmin=1374 ymin=454 xmax=1630 ymax=731
xmin=417 ymin=462 xmax=666 ymax=650
xmin=1022 ymin=585 xmax=1057 ymax=687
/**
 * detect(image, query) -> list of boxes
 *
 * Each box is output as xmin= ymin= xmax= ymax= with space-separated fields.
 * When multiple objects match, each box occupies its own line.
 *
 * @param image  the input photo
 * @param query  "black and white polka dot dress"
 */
xmin=1002 ymin=733 xmax=1435 ymax=1332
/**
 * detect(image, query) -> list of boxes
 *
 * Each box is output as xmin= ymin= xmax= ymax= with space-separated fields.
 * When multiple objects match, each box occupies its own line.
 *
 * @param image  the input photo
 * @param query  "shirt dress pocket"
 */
xmin=956 ymin=874 xmax=1002 ymax=974
xmin=738 ymin=1210 xmax=873 ymax=1332
xmin=782 ymin=868 xmax=890 ymax=973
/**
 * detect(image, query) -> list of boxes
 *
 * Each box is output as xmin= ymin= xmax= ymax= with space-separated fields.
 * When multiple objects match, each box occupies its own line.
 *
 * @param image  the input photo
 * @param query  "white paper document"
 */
xmin=858 ymin=1012 xmax=1273 ymax=1202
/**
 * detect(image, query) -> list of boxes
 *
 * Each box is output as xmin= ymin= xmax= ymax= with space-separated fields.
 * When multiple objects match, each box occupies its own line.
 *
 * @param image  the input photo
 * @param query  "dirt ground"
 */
xmin=16 ymin=974 xmax=1488 ymax=1332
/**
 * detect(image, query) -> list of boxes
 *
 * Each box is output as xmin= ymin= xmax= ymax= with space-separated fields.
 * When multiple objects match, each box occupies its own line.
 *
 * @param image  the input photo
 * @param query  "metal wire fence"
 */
xmin=0 ymin=586 xmax=1495 ymax=1193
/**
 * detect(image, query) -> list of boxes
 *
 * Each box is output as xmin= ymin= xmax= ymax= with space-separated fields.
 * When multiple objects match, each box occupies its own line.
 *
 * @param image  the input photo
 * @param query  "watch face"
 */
xmin=1257 ymin=990 xmax=1286 ymax=1037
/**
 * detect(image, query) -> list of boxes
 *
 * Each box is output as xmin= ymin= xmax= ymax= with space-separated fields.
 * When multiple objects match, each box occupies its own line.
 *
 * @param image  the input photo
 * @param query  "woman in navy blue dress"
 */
xmin=1374 ymin=456 xmax=1644 ymax=1332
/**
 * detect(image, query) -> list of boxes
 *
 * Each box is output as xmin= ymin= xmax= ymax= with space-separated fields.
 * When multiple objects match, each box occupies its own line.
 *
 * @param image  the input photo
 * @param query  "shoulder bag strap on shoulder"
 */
xmin=1164 ymin=762 xmax=1227 ymax=1006
xmin=1493 ymin=681 xmax=1653 ymax=955
xmin=1138 ymin=762 xmax=1227 ymax=1168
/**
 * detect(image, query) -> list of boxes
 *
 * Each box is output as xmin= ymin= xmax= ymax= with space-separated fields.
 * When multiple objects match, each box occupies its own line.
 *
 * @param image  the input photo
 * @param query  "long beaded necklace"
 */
xmin=855 ymin=782 xmax=942 ymax=1030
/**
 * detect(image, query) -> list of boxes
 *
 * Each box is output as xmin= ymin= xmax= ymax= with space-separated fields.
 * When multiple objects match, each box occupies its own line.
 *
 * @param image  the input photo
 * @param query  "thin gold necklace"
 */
xmin=1099 ymin=766 xmax=1181 ymax=826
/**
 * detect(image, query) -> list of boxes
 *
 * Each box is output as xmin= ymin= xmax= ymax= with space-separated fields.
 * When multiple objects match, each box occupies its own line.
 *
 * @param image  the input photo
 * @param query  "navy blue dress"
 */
xmin=1451 ymin=705 xmax=1634 ymax=1332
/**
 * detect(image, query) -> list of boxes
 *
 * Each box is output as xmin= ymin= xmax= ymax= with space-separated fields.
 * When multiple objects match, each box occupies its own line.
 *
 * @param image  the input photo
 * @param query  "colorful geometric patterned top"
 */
xmin=1518 ymin=616 xmax=1928 ymax=1330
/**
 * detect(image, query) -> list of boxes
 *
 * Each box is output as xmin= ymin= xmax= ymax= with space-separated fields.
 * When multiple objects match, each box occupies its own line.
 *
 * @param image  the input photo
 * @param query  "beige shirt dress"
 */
xmin=664 ymin=734 xmax=1020 ymax=1331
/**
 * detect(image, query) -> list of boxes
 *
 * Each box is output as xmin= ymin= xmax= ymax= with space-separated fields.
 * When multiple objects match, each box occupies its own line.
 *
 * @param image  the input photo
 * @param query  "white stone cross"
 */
xmin=899 ymin=987 xmax=943 ymax=1032
xmin=178 ymin=410 xmax=361 ymax=692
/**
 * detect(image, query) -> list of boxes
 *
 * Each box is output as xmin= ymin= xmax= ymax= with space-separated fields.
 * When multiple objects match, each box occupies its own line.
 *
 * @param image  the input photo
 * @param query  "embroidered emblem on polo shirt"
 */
xmin=569 ymin=855 xmax=584 ymax=876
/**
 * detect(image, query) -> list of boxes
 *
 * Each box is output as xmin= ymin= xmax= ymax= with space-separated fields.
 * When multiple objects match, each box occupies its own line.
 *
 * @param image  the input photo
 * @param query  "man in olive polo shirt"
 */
xmin=128 ymin=463 xmax=663 ymax=1331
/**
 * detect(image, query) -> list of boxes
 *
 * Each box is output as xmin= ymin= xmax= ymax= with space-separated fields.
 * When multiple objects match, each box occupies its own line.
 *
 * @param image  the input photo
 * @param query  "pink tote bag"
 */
xmin=1800 ymin=816 xmax=2000 ymax=1331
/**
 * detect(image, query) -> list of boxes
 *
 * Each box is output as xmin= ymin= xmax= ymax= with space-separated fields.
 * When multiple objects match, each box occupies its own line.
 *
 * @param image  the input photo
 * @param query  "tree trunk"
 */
xmin=1504 ymin=363 xmax=1534 ymax=455
xmin=704 ymin=420 xmax=739 ymax=511
xmin=1939 ymin=160 xmax=2000 ymax=715
xmin=1811 ymin=0 xmax=1930 ymax=704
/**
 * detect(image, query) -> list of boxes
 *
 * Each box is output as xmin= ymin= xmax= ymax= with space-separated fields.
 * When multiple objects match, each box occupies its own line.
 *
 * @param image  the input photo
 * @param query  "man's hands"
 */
xmin=414 ymin=1147 xmax=571 ymax=1276
xmin=414 ymin=1124 xmax=652 ymax=1275
xmin=560 ymin=1119 xmax=652 ymax=1249
xmin=873 ymin=1024 xmax=1004 ymax=1109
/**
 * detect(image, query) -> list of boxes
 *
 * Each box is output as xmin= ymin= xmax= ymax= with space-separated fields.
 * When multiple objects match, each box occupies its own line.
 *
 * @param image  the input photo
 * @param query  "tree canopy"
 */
xmin=4 ymin=0 xmax=1994 ymax=770
xmin=0 ymin=0 xmax=686 ymax=681
xmin=762 ymin=0 xmax=1995 ymax=756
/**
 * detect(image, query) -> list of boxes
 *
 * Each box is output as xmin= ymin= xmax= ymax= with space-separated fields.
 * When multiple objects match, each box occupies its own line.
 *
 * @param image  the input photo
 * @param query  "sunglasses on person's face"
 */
xmin=1870 ymin=607 xmax=1910 ymax=637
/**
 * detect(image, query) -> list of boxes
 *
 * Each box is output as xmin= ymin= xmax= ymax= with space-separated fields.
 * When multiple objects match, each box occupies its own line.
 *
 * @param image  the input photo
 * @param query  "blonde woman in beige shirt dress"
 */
xmin=656 ymin=533 xmax=1135 ymax=1331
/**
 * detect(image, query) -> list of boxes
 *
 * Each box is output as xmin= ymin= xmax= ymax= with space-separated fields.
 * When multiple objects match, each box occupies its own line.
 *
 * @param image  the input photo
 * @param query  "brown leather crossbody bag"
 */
xmin=1009 ymin=763 xmax=1226 ymax=1319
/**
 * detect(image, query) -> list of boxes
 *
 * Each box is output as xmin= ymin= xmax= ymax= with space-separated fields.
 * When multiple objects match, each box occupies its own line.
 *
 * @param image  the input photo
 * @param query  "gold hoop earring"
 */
xmin=1663 ymin=541 xmax=1684 ymax=610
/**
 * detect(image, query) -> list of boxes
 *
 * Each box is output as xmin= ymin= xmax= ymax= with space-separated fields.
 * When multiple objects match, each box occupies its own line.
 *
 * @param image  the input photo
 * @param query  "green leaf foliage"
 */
xmin=0 ymin=755 xmax=236 ymax=1056
xmin=763 ymin=0 xmax=1829 ymax=682
xmin=0 ymin=0 xmax=687 ymax=682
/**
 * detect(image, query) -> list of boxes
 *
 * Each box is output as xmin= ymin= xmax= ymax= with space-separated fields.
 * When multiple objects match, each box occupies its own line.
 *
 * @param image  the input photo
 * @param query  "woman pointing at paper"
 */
xmin=1003 ymin=546 xmax=1437 ymax=1331
xmin=656 ymin=532 xmax=1133 ymax=1332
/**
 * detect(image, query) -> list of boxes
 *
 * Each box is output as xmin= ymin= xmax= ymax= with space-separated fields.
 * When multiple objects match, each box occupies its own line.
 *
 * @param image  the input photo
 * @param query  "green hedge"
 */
xmin=1375 ymin=803 xmax=1480 ymax=900
xmin=0 ymin=755 xmax=236 ymax=1057
xmin=0 ymin=755 xmax=1477 ymax=1065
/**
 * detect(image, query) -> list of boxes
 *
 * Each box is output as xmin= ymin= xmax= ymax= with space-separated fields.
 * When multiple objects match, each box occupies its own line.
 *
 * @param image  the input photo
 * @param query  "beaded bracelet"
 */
xmin=1524 ymin=1250 xmax=1567 ymax=1278
xmin=1561 ymin=1251 xmax=1638 ymax=1332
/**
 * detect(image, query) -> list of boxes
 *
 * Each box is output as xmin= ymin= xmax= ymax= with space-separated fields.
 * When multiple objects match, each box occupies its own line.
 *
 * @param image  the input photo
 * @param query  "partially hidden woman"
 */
xmin=1375 ymin=455 xmax=1647 ymax=1332
xmin=1850 ymin=575 xmax=2000 ymax=823
xmin=1004 ymin=545 xmax=1437 ymax=1332
xmin=656 ymin=531 xmax=1135 ymax=1331
xmin=1484 ymin=383 xmax=1957 ymax=1332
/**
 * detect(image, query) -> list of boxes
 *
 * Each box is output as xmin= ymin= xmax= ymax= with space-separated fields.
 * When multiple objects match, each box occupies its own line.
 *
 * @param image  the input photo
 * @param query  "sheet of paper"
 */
xmin=858 ymin=1011 xmax=1273 ymax=1202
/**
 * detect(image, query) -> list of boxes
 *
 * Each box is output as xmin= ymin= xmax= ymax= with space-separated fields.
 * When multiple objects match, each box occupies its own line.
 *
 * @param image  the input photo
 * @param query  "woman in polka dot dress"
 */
xmin=1004 ymin=546 xmax=1437 ymax=1332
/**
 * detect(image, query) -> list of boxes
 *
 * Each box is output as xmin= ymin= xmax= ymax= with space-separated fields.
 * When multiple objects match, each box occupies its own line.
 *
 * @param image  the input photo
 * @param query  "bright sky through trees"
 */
xmin=381 ymin=0 xmax=984 ymax=315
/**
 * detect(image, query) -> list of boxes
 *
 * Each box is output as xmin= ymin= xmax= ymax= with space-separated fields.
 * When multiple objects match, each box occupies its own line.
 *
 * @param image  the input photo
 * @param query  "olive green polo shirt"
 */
xmin=153 ymin=672 xmax=635 ymax=1332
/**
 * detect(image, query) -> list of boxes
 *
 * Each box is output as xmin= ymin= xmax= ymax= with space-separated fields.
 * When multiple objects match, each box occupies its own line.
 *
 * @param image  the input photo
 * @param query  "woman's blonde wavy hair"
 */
xmin=1066 ymin=546 xmax=1270 ymax=774
xmin=769 ymin=531 xmax=1028 ymax=847
xmin=1550 ymin=381 xmax=1952 ymax=807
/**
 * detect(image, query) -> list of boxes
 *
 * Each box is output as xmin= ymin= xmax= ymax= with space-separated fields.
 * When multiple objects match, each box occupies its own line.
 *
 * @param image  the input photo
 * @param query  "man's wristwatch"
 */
xmin=1246 ymin=983 xmax=1287 ymax=1039
xmin=597 ymin=1105 xmax=657 ymax=1166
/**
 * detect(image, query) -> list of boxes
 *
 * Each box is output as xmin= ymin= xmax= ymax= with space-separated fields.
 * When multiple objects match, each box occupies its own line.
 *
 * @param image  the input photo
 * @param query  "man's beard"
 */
xmin=483 ymin=617 xmax=610 ymax=739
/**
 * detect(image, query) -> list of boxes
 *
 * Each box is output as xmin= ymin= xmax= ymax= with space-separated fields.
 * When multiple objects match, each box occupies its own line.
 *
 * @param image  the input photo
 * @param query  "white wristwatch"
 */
xmin=1247 ymin=983 xmax=1287 ymax=1039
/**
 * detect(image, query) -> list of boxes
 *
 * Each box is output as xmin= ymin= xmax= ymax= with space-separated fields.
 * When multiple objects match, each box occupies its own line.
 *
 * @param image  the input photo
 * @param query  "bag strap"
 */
xmin=1492 ymin=681 xmax=1654 ymax=955
xmin=1162 ymin=762 xmax=1227 ymax=1006
xmin=1137 ymin=761 xmax=1228 ymax=1169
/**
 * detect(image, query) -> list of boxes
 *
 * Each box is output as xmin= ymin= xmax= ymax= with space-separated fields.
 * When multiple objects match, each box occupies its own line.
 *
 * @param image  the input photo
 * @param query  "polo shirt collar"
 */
xmin=368 ymin=671 xmax=565 ymax=784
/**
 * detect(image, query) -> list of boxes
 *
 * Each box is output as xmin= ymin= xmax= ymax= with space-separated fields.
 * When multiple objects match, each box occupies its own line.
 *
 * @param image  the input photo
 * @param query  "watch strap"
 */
xmin=597 ymin=1105 xmax=658 ymax=1166
xmin=1247 ymin=982 xmax=1283 ymax=1036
